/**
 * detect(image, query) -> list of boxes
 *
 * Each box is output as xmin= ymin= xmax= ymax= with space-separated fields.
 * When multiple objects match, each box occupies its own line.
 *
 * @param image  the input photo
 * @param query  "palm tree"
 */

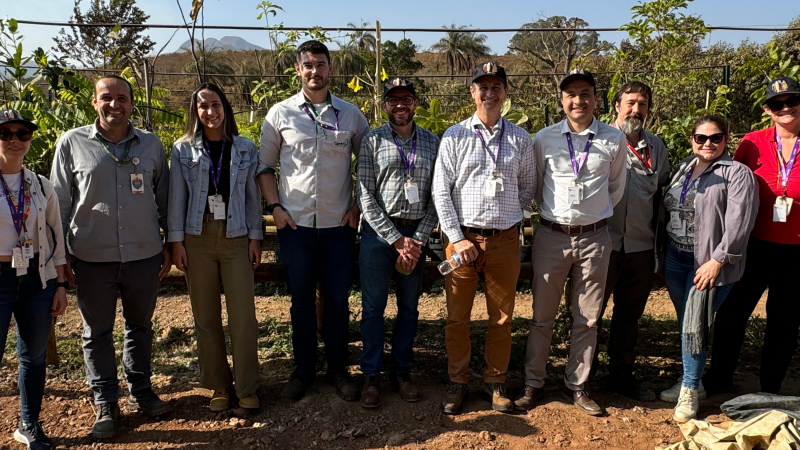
xmin=429 ymin=24 xmax=491 ymax=78
xmin=346 ymin=20 xmax=376 ymax=53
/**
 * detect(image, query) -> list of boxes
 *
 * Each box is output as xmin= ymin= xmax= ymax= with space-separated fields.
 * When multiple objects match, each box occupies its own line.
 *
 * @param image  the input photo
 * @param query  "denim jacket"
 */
xmin=168 ymin=133 xmax=263 ymax=242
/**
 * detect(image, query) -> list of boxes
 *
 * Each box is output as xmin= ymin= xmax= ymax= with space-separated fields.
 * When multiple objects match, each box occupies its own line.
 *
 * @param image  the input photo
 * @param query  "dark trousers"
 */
xmin=73 ymin=252 xmax=162 ymax=404
xmin=0 ymin=256 xmax=55 ymax=423
xmin=277 ymin=225 xmax=356 ymax=376
xmin=598 ymin=248 xmax=655 ymax=376
xmin=706 ymin=237 xmax=800 ymax=394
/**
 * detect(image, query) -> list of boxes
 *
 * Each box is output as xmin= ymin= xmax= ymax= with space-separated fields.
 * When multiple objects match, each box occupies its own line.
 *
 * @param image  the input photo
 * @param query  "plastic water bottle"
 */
xmin=438 ymin=254 xmax=462 ymax=275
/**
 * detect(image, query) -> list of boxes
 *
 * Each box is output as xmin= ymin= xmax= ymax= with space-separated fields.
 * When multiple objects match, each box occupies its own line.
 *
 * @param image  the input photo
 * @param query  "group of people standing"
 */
xmin=0 ymin=37 xmax=798 ymax=450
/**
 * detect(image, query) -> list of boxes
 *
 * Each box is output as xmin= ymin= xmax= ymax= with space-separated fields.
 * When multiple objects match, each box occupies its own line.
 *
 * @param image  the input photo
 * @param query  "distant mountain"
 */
xmin=176 ymin=36 xmax=264 ymax=52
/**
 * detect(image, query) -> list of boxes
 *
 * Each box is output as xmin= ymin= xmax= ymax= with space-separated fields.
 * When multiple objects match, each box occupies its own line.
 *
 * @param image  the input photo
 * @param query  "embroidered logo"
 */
xmin=772 ymin=80 xmax=789 ymax=93
xmin=569 ymin=68 xmax=586 ymax=75
xmin=483 ymin=63 xmax=496 ymax=74
xmin=334 ymin=139 xmax=351 ymax=147
xmin=2 ymin=110 xmax=22 ymax=120
xmin=391 ymin=78 xmax=407 ymax=87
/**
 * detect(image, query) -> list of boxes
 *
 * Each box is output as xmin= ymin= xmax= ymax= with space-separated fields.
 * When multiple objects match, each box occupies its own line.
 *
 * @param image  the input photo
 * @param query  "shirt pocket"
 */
xmin=584 ymin=147 xmax=612 ymax=173
xmin=179 ymin=157 xmax=202 ymax=181
xmin=330 ymin=130 xmax=354 ymax=155
xmin=234 ymin=161 xmax=251 ymax=184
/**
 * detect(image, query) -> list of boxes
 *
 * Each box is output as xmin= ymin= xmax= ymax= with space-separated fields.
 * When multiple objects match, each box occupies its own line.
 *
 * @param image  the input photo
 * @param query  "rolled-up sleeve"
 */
xmin=711 ymin=165 xmax=759 ymax=264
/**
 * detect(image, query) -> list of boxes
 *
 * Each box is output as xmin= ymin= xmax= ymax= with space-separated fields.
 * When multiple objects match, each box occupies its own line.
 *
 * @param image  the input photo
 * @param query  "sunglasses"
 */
xmin=0 ymin=130 xmax=33 ymax=142
xmin=766 ymin=95 xmax=800 ymax=112
xmin=692 ymin=133 xmax=725 ymax=145
xmin=385 ymin=97 xmax=415 ymax=106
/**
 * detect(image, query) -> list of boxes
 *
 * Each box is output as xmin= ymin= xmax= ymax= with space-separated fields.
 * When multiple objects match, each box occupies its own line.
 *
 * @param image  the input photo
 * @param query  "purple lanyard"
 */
xmin=390 ymin=127 xmax=417 ymax=177
xmin=0 ymin=170 xmax=26 ymax=238
xmin=776 ymin=127 xmax=800 ymax=191
xmin=565 ymin=132 xmax=594 ymax=178
xmin=680 ymin=163 xmax=699 ymax=204
xmin=474 ymin=119 xmax=505 ymax=173
xmin=302 ymin=104 xmax=339 ymax=131
xmin=202 ymin=138 xmax=225 ymax=193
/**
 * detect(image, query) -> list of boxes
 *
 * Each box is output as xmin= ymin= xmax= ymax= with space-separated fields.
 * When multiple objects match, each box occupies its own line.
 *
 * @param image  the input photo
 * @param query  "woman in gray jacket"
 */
xmin=168 ymin=83 xmax=263 ymax=412
xmin=659 ymin=115 xmax=757 ymax=423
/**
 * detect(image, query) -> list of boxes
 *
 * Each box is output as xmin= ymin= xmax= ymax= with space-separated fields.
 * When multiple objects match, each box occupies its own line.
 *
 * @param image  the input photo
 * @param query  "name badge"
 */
xmin=22 ymin=240 xmax=34 ymax=260
xmin=130 ymin=174 xmax=144 ymax=194
xmin=568 ymin=180 xmax=583 ymax=205
xmin=774 ymin=196 xmax=793 ymax=222
xmin=213 ymin=201 xmax=226 ymax=220
xmin=404 ymin=179 xmax=420 ymax=204
xmin=670 ymin=211 xmax=686 ymax=237
xmin=484 ymin=175 xmax=504 ymax=198
xmin=12 ymin=247 xmax=28 ymax=276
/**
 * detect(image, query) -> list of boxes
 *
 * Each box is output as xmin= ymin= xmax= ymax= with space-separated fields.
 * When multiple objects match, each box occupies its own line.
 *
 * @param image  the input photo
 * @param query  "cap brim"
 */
xmin=765 ymin=89 xmax=800 ymax=101
xmin=383 ymin=85 xmax=415 ymax=99
xmin=471 ymin=74 xmax=507 ymax=85
xmin=0 ymin=119 xmax=38 ymax=132
xmin=559 ymin=74 xmax=596 ymax=90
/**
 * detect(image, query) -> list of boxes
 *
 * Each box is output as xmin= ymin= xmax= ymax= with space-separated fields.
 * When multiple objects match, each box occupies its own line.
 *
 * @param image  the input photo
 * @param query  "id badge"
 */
xmin=130 ymin=173 xmax=144 ymax=194
xmin=774 ymin=197 xmax=789 ymax=222
xmin=485 ymin=177 xmax=498 ymax=197
xmin=12 ymin=247 xmax=29 ymax=273
xmin=213 ymin=201 xmax=226 ymax=220
xmin=670 ymin=211 xmax=683 ymax=230
xmin=404 ymin=180 xmax=420 ymax=204
xmin=22 ymin=240 xmax=34 ymax=260
xmin=568 ymin=180 xmax=583 ymax=205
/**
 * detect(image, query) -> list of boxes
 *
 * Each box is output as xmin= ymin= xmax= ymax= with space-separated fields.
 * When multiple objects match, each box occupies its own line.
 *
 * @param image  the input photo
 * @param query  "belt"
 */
xmin=460 ymin=225 xmax=516 ymax=237
xmin=540 ymin=218 xmax=607 ymax=235
xmin=390 ymin=217 xmax=421 ymax=228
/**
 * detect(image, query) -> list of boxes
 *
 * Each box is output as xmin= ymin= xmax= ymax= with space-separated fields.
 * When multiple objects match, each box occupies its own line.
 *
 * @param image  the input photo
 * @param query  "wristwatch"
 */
xmin=56 ymin=281 xmax=70 ymax=289
xmin=266 ymin=203 xmax=283 ymax=214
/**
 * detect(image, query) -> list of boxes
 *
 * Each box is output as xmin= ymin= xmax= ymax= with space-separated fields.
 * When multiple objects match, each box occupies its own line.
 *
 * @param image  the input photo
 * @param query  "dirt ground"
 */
xmin=0 ymin=283 xmax=793 ymax=450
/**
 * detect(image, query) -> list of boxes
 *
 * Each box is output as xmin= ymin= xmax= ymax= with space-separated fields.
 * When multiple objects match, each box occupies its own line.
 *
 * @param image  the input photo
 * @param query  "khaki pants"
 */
xmin=444 ymin=226 xmax=520 ymax=384
xmin=524 ymin=226 xmax=611 ymax=391
xmin=184 ymin=217 xmax=259 ymax=398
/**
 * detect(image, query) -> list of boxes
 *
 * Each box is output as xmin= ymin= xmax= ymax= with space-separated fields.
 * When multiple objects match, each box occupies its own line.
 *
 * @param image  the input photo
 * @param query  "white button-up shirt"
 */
xmin=258 ymin=91 xmax=369 ymax=228
xmin=534 ymin=118 xmax=627 ymax=226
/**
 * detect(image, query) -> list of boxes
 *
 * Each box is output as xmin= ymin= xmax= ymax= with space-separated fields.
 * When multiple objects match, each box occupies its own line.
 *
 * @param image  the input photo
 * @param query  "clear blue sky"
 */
xmin=4 ymin=0 xmax=798 ymax=58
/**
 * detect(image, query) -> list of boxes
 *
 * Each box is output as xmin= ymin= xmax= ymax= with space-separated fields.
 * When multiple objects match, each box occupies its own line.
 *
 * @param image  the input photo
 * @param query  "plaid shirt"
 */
xmin=433 ymin=114 xmax=536 ymax=243
xmin=356 ymin=123 xmax=440 ymax=244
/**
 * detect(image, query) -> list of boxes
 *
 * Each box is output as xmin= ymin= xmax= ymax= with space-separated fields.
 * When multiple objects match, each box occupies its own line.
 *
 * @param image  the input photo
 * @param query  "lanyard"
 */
xmin=95 ymin=136 xmax=133 ymax=163
xmin=775 ymin=127 xmax=800 ymax=194
xmin=565 ymin=131 xmax=594 ymax=178
xmin=390 ymin=126 xmax=417 ymax=177
xmin=202 ymin=138 xmax=226 ymax=193
xmin=612 ymin=122 xmax=651 ymax=169
xmin=302 ymin=103 xmax=339 ymax=131
xmin=680 ymin=160 xmax=700 ymax=204
xmin=475 ymin=119 xmax=505 ymax=174
xmin=0 ymin=170 xmax=30 ymax=240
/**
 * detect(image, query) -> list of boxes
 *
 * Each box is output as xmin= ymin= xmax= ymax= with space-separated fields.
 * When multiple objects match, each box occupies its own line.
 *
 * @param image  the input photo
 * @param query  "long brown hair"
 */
xmin=180 ymin=83 xmax=238 ymax=142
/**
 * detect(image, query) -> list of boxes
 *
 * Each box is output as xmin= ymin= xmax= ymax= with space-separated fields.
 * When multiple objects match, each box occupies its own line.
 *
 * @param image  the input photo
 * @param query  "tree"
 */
xmin=382 ymin=39 xmax=423 ymax=75
xmin=53 ymin=0 xmax=155 ymax=69
xmin=345 ymin=20 xmax=376 ymax=53
xmin=429 ymin=24 xmax=491 ymax=78
xmin=181 ymin=44 xmax=236 ymax=87
xmin=772 ymin=15 xmax=800 ymax=65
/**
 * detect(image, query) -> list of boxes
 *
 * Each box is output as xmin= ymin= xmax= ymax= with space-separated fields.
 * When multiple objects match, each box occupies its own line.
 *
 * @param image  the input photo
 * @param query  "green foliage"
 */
xmin=429 ymin=24 xmax=491 ymax=77
xmin=737 ymin=42 xmax=800 ymax=130
xmin=414 ymin=98 xmax=452 ymax=135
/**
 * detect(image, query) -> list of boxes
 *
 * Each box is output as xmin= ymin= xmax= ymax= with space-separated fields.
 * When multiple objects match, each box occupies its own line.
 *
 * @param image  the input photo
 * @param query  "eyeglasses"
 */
xmin=692 ymin=133 xmax=725 ymax=145
xmin=766 ymin=95 xmax=800 ymax=112
xmin=0 ymin=130 xmax=33 ymax=142
xmin=385 ymin=97 xmax=415 ymax=106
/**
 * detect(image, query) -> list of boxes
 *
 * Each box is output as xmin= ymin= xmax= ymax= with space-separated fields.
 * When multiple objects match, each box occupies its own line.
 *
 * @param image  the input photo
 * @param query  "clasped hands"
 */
xmin=394 ymin=236 xmax=423 ymax=270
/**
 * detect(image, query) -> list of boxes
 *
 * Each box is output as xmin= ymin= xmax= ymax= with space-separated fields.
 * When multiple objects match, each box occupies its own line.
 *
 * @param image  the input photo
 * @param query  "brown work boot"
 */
xmin=392 ymin=373 xmax=420 ymax=402
xmin=482 ymin=382 xmax=514 ymax=412
xmin=563 ymin=386 xmax=603 ymax=416
xmin=325 ymin=370 xmax=359 ymax=402
xmin=441 ymin=381 xmax=469 ymax=415
xmin=514 ymin=385 xmax=545 ymax=411
xmin=360 ymin=375 xmax=381 ymax=409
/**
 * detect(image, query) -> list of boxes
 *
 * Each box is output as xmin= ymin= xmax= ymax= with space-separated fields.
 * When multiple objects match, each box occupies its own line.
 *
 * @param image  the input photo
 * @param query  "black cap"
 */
xmin=472 ymin=62 xmax=507 ymax=85
xmin=0 ymin=109 xmax=38 ymax=132
xmin=559 ymin=68 xmax=596 ymax=91
xmin=383 ymin=78 xmax=416 ymax=99
xmin=765 ymin=76 xmax=800 ymax=101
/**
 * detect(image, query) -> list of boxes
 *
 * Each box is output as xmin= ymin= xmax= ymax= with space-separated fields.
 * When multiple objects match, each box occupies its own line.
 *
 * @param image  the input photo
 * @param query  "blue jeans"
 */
xmin=277 ymin=225 xmax=356 ymax=376
xmin=664 ymin=245 xmax=733 ymax=389
xmin=0 ymin=257 xmax=55 ymax=423
xmin=359 ymin=222 xmax=425 ymax=376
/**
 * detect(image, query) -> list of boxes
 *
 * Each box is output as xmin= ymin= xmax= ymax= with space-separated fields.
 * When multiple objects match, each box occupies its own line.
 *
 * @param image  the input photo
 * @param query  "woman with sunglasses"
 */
xmin=704 ymin=77 xmax=800 ymax=396
xmin=659 ymin=114 xmax=757 ymax=423
xmin=0 ymin=109 xmax=68 ymax=449
xmin=168 ymin=84 xmax=263 ymax=411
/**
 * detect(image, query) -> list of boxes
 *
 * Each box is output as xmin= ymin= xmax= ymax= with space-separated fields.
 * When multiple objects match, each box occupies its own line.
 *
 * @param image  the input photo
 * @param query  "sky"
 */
xmin=4 ymin=0 xmax=799 ymax=59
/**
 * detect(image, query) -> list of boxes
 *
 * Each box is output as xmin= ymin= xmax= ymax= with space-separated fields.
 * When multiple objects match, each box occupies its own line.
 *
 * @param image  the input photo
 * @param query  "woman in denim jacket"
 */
xmin=168 ymin=83 xmax=263 ymax=411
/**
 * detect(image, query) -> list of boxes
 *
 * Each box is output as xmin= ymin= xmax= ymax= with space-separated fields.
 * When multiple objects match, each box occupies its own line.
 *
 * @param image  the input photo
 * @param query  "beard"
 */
xmin=303 ymin=75 xmax=330 ymax=91
xmin=620 ymin=113 xmax=644 ymax=135
xmin=388 ymin=109 xmax=415 ymax=127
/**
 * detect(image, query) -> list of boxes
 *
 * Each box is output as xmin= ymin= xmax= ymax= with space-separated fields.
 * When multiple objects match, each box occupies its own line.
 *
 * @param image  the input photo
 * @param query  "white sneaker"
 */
xmin=673 ymin=387 xmax=699 ymax=423
xmin=659 ymin=379 xmax=706 ymax=402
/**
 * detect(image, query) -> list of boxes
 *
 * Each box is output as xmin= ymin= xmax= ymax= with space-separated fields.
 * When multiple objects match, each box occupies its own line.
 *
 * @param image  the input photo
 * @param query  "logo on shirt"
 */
xmin=334 ymin=138 xmax=351 ymax=147
xmin=772 ymin=79 xmax=789 ymax=93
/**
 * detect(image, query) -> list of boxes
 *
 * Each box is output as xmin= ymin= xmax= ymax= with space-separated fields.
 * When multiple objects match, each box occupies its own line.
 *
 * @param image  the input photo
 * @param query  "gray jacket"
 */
xmin=657 ymin=153 xmax=758 ymax=285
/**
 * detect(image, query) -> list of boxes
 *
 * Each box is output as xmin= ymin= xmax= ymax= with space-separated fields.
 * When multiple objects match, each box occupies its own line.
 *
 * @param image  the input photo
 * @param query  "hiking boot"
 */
xmin=482 ymin=382 xmax=514 ymax=412
xmin=673 ymin=387 xmax=699 ymax=423
xmin=92 ymin=402 xmax=120 ymax=439
xmin=660 ymin=379 xmax=706 ymax=402
xmin=607 ymin=373 xmax=656 ymax=402
xmin=360 ymin=375 xmax=381 ymax=409
xmin=392 ymin=373 xmax=420 ymax=402
xmin=14 ymin=421 xmax=53 ymax=450
xmin=325 ymin=370 xmax=359 ymax=402
xmin=128 ymin=388 xmax=171 ymax=416
xmin=514 ymin=385 xmax=545 ymax=411
xmin=282 ymin=372 xmax=314 ymax=401
xmin=239 ymin=393 xmax=259 ymax=409
xmin=209 ymin=390 xmax=230 ymax=412
xmin=441 ymin=381 xmax=469 ymax=415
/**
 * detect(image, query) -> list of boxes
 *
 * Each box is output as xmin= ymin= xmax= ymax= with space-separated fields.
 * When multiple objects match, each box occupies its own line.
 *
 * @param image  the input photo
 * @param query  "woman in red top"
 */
xmin=705 ymin=76 xmax=800 ymax=395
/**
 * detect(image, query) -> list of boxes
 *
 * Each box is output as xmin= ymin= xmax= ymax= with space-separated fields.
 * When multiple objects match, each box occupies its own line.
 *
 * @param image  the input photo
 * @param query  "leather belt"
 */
xmin=540 ymin=218 xmax=607 ymax=235
xmin=391 ymin=217 xmax=420 ymax=228
xmin=460 ymin=225 xmax=516 ymax=237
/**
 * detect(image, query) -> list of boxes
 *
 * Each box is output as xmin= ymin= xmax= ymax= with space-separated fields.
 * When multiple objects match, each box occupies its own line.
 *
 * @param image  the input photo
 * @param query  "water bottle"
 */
xmin=438 ymin=253 xmax=462 ymax=275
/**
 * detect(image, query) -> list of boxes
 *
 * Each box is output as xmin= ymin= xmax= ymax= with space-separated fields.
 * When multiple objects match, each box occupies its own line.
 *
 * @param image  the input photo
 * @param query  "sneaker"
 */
xmin=441 ymin=381 xmax=469 ymax=415
xmin=325 ymin=370 xmax=360 ymax=402
xmin=128 ymin=388 xmax=171 ymax=416
xmin=209 ymin=390 xmax=230 ymax=412
xmin=13 ymin=421 xmax=53 ymax=450
xmin=92 ymin=402 xmax=121 ymax=439
xmin=660 ymin=379 xmax=706 ymax=402
xmin=282 ymin=372 xmax=314 ymax=401
xmin=239 ymin=393 xmax=259 ymax=409
xmin=481 ymin=382 xmax=514 ymax=412
xmin=673 ymin=387 xmax=699 ymax=423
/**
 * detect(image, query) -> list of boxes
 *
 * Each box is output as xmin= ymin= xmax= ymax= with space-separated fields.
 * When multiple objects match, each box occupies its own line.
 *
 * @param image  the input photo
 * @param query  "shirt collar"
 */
xmin=469 ymin=113 xmax=504 ymax=135
xmin=386 ymin=122 xmax=417 ymax=142
xmin=90 ymin=120 xmax=139 ymax=144
xmin=560 ymin=117 xmax=598 ymax=136
xmin=292 ymin=90 xmax=345 ymax=113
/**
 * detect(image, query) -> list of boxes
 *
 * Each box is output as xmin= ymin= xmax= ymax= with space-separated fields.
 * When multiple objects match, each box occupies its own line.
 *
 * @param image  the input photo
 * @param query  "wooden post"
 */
xmin=374 ymin=21 xmax=382 ymax=124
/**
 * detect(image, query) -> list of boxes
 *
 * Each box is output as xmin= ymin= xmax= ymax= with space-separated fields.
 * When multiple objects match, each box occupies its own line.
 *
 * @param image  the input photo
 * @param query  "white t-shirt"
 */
xmin=0 ymin=172 xmax=39 ymax=256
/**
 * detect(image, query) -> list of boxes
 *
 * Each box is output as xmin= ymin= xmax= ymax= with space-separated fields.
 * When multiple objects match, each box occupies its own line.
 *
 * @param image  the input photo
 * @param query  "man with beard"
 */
xmin=51 ymin=75 xmax=172 ymax=438
xmin=355 ymin=78 xmax=439 ymax=409
xmin=597 ymin=82 xmax=670 ymax=401
xmin=433 ymin=63 xmax=536 ymax=415
xmin=258 ymin=40 xmax=369 ymax=402
xmin=516 ymin=69 xmax=626 ymax=416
